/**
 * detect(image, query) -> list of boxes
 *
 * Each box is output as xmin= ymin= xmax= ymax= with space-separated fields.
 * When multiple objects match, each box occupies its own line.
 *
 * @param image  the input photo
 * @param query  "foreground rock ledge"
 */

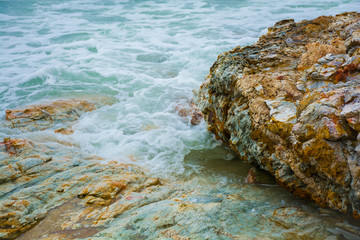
xmin=195 ymin=12 xmax=360 ymax=217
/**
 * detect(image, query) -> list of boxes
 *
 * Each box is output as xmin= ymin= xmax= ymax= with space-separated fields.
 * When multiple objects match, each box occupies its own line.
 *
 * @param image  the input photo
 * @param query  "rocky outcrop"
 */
xmin=195 ymin=12 xmax=360 ymax=217
xmin=3 ymin=100 xmax=359 ymax=239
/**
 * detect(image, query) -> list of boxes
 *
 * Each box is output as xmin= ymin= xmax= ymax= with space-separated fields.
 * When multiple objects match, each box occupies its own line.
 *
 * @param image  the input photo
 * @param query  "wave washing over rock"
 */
xmin=195 ymin=12 xmax=360 ymax=218
xmin=2 ymin=2 xmax=360 ymax=239
xmin=0 ymin=101 xmax=359 ymax=239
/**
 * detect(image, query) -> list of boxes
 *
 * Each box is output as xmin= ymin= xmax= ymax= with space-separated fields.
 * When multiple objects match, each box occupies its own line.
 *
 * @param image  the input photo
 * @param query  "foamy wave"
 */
xmin=1 ymin=0 xmax=359 ymax=177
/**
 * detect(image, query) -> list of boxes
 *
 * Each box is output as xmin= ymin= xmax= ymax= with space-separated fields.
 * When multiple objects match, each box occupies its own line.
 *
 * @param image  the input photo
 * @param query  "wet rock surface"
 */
xmin=3 ymin=98 xmax=112 ymax=133
xmin=0 ymin=139 xmax=151 ymax=239
xmin=175 ymin=100 xmax=204 ymax=126
xmin=1 ymin=99 xmax=359 ymax=239
xmin=6 ymin=99 xmax=360 ymax=240
xmin=0 ymin=99 xmax=157 ymax=239
xmin=195 ymin=12 xmax=360 ymax=217
xmin=0 ymin=137 xmax=174 ymax=239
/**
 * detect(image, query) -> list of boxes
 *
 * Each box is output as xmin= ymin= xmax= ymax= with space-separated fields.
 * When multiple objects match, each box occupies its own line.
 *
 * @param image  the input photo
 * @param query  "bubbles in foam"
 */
xmin=1 ymin=0 xmax=359 ymax=178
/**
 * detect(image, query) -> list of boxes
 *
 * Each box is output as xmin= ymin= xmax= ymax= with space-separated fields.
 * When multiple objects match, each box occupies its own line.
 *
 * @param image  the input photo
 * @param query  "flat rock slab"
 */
xmin=0 ymin=137 xmax=157 ymax=239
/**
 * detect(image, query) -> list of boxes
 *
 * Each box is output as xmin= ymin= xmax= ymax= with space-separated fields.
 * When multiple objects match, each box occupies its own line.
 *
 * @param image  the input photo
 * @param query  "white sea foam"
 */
xmin=1 ymin=0 xmax=359 ymax=178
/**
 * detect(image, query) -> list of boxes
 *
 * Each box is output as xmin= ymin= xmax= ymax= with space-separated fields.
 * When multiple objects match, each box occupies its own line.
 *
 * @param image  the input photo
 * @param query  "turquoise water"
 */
xmin=1 ymin=0 xmax=359 ymax=177
xmin=2 ymin=0 xmax=360 ymax=239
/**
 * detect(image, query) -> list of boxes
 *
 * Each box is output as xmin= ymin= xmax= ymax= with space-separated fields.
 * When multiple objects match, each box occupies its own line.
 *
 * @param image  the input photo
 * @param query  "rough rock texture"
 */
xmin=3 ymin=98 xmax=113 ymax=133
xmin=195 ymin=12 xmax=360 ymax=217
xmin=0 ymin=137 xmax=162 ymax=239
xmin=0 ymin=100 xmax=158 ymax=239
xmin=2 ymin=100 xmax=359 ymax=239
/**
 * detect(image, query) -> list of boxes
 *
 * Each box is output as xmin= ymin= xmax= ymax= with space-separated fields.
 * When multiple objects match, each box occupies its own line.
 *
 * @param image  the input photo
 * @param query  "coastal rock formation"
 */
xmin=195 ymin=12 xmax=360 ymax=217
xmin=2 ymin=100 xmax=359 ymax=239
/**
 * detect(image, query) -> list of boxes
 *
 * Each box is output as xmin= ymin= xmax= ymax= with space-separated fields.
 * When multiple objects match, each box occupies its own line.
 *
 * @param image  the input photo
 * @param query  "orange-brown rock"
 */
xmin=3 ymin=98 xmax=113 ymax=132
xmin=175 ymin=100 xmax=204 ymax=125
xmin=54 ymin=127 xmax=74 ymax=135
xmin=1 ymin=86 xmax=358 ymax=239
xmin=195 ymin=12 xmax=360 ymax=217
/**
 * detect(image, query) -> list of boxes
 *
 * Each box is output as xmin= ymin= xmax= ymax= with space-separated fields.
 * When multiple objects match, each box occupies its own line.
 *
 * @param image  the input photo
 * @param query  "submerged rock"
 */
xmin=175 ymin=100 xmax=204 ymax=126
xmin=195 ymin=12 xmax=360 ymax=217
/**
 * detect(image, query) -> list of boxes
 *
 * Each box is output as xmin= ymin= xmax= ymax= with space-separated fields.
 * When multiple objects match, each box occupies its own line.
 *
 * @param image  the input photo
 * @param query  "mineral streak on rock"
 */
xmin=195 ymin=12 xmax=360 ymax=217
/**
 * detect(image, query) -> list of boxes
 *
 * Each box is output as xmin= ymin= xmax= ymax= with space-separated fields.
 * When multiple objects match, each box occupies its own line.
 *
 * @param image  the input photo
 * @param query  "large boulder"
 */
xmin=195 ymin=12 xmax=360 ymax=217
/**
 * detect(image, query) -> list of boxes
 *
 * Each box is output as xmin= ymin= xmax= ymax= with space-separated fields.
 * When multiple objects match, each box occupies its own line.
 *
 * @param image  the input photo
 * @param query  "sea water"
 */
xmin=1 ymin=0 xmax=360 ymax=238
xmin=1 ymin=0 xmax=360 ymax=177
